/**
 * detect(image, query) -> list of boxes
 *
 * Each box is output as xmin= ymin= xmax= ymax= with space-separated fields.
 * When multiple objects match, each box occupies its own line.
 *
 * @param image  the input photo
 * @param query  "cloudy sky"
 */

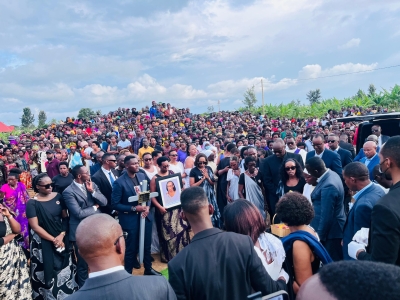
xmin=1 ymin=0 xmax=399 ymax=125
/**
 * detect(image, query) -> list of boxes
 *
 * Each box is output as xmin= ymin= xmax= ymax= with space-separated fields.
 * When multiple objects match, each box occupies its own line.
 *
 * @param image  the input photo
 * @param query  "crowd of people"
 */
xmin=0 ymin=100 xmax=400 ymax=299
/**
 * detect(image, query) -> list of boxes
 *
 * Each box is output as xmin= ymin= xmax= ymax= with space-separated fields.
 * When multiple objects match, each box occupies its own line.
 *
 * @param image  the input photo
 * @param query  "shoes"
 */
xmin=133 ymin=260 xmax=141 ymax=269
xmin=144 ymin=268 xmax=162 ymax=276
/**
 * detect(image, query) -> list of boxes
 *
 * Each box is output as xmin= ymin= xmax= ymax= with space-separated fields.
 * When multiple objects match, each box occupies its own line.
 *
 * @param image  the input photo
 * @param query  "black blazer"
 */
xmin=337 ymin=148 xmax=353 ymax=168
xmin=111 ymin=172 xmax=152 ymax=230
xmin=168 ymin=228 xmax=286 ymax=300
xmin=66 ymin=270 xmax=177 ymax=300
xmin=261 ymin=152 xmax=304 ymax=215
xmin=92 ymin=168 xmax=119 ymax=215
xmin=339 ymin=141 xmax=355 ymax=158
xmin=358 ymin=181 xmax=400 ymax=266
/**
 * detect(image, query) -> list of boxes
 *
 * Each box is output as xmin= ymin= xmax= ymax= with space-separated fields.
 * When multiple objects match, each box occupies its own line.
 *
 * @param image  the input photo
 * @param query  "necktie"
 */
xmin=81 ymin=185 xmax=87 ymax=197
xmin=109 ymin=172 xmax=115 ymax=184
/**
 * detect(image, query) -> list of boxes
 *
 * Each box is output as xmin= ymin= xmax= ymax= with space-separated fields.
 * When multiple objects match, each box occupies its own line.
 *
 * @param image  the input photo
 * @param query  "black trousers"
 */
xmin=72 ymin=241 xmax=88 ymax=288
xmin=123 ymin=217 xmax=153 ymax=273
xmin=322 ymin=238 xmax=343 ymax=261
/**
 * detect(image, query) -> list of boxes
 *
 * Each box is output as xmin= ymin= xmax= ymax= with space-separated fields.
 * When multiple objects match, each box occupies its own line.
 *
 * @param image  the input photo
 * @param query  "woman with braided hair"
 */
xmin=27 ymin=173 xmax=77 ymax=299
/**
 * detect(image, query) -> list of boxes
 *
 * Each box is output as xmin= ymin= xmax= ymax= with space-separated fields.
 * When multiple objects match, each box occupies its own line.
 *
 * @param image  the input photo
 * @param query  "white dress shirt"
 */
xmin=89 ymin=266 xmax=125 ymax=278
xmin=101 ymin=167 xmax=116 ymax=185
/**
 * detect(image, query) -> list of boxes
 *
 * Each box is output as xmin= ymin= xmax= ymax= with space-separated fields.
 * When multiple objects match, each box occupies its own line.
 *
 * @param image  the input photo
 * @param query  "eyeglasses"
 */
xmin=285 ymin=166 xmax=296 ymax=171
xmin=114 ymin=232 xmax=128 ymax=245
xmin=37 ymin=184 xmax=52 ymax=189
xmin=144 ymin=158 xmax=152 ymax=161
xmin=379 ymin=158 xmax=388 ymax=173
xmin=327 ymin=140 xmax=336 ymax=143
xmin=198 ymin=161 xmax=207 ymax=165
xmin=312 ymin=143 xmax=323 ymax=147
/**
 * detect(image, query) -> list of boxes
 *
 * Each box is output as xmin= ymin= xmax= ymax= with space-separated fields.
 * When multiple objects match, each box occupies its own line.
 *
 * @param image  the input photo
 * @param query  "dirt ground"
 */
xmin=132 ymin=254 xmax=168 ymax=276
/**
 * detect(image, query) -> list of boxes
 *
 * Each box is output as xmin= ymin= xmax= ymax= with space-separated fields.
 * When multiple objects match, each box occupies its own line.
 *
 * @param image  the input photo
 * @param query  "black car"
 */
xmin=337 ymin=112 xmax=400 ymax=152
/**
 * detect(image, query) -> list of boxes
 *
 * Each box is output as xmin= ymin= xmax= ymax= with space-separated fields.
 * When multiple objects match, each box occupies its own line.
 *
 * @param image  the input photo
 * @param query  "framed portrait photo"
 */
xmin=155 ymin=173 xmax=182 ymax=210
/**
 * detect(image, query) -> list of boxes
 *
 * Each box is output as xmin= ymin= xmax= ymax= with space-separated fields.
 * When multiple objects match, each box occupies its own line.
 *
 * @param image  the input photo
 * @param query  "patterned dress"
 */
xmin=154 ymin=173 xmax=191 ymax=263
xmin=0 ymin=216 xmax=32 ymax=300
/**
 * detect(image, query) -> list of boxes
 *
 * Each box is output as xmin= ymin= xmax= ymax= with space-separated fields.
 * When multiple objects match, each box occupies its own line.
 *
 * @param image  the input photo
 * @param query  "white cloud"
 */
xmin=298 ymin=62 xmax=378 ymax=79
xmin=338 ymin=38 xmax=361 ymax=49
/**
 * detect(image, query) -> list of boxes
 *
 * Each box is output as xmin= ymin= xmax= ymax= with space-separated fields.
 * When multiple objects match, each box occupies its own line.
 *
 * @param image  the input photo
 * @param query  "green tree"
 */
xmin=306 ymin=89 xmax=321 ymax=104
xmin=96 ymin=110 xmax=102 ymax=115
xmin=77 ymin=108 xmax=95 ymax=119
xmin=50 ymin=118 xmax=57 ymax=124
xmin=21 ymin=107 xmax=35 ymax=128
xmin=38 ymin=110 xmax=47 ymax=128
xmin=368 ymin=84 xmax=376 ymax=97
xmin=243 ymin=86 xmax=257 ymax=109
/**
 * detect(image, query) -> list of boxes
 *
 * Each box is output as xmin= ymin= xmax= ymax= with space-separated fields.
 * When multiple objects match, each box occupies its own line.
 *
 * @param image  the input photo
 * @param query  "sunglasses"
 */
xmin=327 ymin=140 xmax=336 ymax=143
xmin=107 ymin=159 xmax=117 ymax=162
xmin=170 ymin=154 xmax=178 ymax=157
xmin=372 ymin=129 xmax=379 ymax=132
xmin=144 ymin=158 xmax=152 ymax=161
xmin=285 ymin=166 xmax=296 ymax=171
xmin=287 ymin=142 xmax=294 ymax=145
xmin=198 ymin=161 xmax=207 ymax=165
xmin=37 ymin=184 xmax=52 ymax=189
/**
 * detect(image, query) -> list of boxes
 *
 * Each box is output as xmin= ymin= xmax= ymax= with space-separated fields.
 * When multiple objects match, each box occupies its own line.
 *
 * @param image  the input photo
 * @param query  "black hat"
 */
xmin=46 ymin=150 xmax=55 ymax=154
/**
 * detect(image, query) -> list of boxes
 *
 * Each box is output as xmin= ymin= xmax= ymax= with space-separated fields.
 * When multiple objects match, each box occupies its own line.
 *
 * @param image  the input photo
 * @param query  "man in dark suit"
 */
xmin=261 ymin=138 xmax=304 ymax=217
xmin=111 ymin=155 xmax=160 ymax=276
xmin=328 ymin=134 xmax=352 ymax=168
xmin=67 ymin=214 xmax=176 ymax=300
xmin=306 ymin=157 xmax=346 ymax=261
xmin=92 ymin=152 xmax=119 ymax=215
xmin=168 ymin=187 xmax=287 ymax=300
xmin=371 ymin=125 xmax=389 ymax=148
xmin=306 ymin=134 xmax=343 ymax=179
xmin=63 ymin=165 xmax=108 ymax=287
xmin=342 ymin=162 xmax=385 ymax=260
xmin=350 ymin=137 xmax=400 ymax=266
xmin=355 ymin=135 xmax=380 ymax=161
xmin=360 ymin=141 xmax=380 ymax=180
xmin=339 ymin=133 xmax=355 ymax=158
xmin=90 ymin=151 xmax=104 ymax=175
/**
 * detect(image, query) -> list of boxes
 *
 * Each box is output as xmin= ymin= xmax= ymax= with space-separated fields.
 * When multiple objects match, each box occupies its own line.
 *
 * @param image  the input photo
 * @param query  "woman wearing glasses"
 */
xmin=27 ymin=173 xmax=78 ymax=298
xmin=189 ymin=153 xmax=221 ymax=228
xmin=277 ymin=159 xmax=306 ymax=197
xmin=168 ymin=149 xmax=186 ymax=185
xmin=140 ymin=152 xmax=158 ymax=180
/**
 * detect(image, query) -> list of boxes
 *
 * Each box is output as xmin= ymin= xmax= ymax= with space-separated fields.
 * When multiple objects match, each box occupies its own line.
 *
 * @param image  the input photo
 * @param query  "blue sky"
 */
xmin=0 ymin=0 xmax=399 ymax=125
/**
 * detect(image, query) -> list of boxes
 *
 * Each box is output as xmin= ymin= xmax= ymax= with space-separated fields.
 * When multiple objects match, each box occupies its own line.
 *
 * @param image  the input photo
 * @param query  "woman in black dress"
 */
xmin=51 ymin=162 xmax=74 ymax=194
xmin=27 ymin=173 xmax=77 ymax=299
xmin=277 ymin=159 xmax=306 ymax=197
xmin=189 ymin=153 xmax=220 ymax=228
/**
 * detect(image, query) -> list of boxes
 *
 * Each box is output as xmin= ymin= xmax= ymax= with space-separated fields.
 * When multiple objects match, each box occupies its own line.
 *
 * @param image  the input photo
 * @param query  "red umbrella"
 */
xmin=0 ymin=122 xmax=14 ymax=132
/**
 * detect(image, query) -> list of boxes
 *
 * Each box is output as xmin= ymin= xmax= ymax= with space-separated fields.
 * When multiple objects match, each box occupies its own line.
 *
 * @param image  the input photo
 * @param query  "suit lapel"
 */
xmin=99 ymin=169 xmax=112 ymax=188
xmin=124 ymin=173 xmax=137 ymax=195
xmin=71 ymin=183 xmax=88 ymax=205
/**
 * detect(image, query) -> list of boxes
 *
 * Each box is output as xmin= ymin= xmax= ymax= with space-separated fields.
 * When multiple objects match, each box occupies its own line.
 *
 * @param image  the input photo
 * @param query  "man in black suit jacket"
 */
xmin=306 ymin=134 xmax=343 ymax=179
xmin=63 ymin=165 xmax=108 ymax=287
xmin=67 ymin=214 xmax=176 ymax=300
xmin=92 ymin=152 xmax=119 ymax=216
xmin=90 ymin=151 xmax=104 ymax=175
xmin=371 ymin=125 xmax=389 ymax=148
xmin=261 ymin=139 xmax=304 ymax=217
xmin=328 ymin=134 xmax=353 ymax=168
xmin=306 ymin=157 xmax=346 ymax=261
xmin=350 ymin=137 xmax=400 ymax=266
xmin=339 ymin=134 xmax=356 ymax=158
xmin=111 ymin=155 xmax=160 ymax=276
xmin=168 ymin=187 xmax=287 ymax=300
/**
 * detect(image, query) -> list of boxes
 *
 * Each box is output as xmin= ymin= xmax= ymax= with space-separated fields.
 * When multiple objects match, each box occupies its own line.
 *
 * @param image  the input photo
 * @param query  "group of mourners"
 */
xmin=0 ymin=101 xmax=400 ymax=300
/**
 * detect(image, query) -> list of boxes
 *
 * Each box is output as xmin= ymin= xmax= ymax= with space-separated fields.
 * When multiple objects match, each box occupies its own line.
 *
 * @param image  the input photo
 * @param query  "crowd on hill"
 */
xmin=0 ymin=100 xmax=400 ymax=300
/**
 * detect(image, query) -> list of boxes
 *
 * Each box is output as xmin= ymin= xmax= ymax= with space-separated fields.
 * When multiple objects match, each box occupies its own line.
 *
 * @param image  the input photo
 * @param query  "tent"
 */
xmin=0 ymin=122 xmax=14 ymax=132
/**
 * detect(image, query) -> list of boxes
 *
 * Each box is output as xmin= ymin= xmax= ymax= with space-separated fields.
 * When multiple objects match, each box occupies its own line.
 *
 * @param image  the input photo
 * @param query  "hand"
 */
xmin=158 ymin=206 xmax=167 ymax=215
xmin=53 ymin=234 xmax=64 ymax=248
xmin=0 ymin=204 xmax=11 ymax=218
xmin=227 ymin=196 xmax=233 ymax=203
xmin=141 ymin=206 xmax=150 ymax=218
xmin=135 ymin=205 xmax=146 ymax=213
xmin=348 ymin=241 xmax=366 ymax=260
xmin=94 ymin=204 xmax=99 ymax=208
xmin=202 ymin=169 xmax=210 ymax=180
xmin=85 ymin=179 xmax=94 ymax=193
xmin=224 ymin=166 xmax=230 ymax=173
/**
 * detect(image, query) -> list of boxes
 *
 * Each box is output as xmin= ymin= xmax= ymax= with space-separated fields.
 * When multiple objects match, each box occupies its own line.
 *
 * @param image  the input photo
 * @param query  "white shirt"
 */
xmin=102 ymin=167 xmax=116 ymax=185
xmin=315 ymin=149 xmax=325 ymax=158
xmin=378 ymin=135 xmax=382 ymax=148
xmin=89 ymin=266 xmax=125 ymax=278
xmin=286 ymin=147 xmax=307 ymax=164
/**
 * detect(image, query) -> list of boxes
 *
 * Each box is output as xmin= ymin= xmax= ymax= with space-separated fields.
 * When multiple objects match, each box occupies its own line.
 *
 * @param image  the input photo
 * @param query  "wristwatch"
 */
xmin=131 ymin=206 xmax=137 ymax=212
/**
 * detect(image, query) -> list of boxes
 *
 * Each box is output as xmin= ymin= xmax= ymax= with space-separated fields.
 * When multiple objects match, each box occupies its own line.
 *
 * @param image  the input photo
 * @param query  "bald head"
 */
xmin=367 ymin=135 xmax=378 ymax=143
xmin=76 ymin=214 xmax=123 ymax=260
xmin=273 ymin=138 xmax=286 ymax=158
xmin=363 ymin=141 xmax=377 ymax=159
